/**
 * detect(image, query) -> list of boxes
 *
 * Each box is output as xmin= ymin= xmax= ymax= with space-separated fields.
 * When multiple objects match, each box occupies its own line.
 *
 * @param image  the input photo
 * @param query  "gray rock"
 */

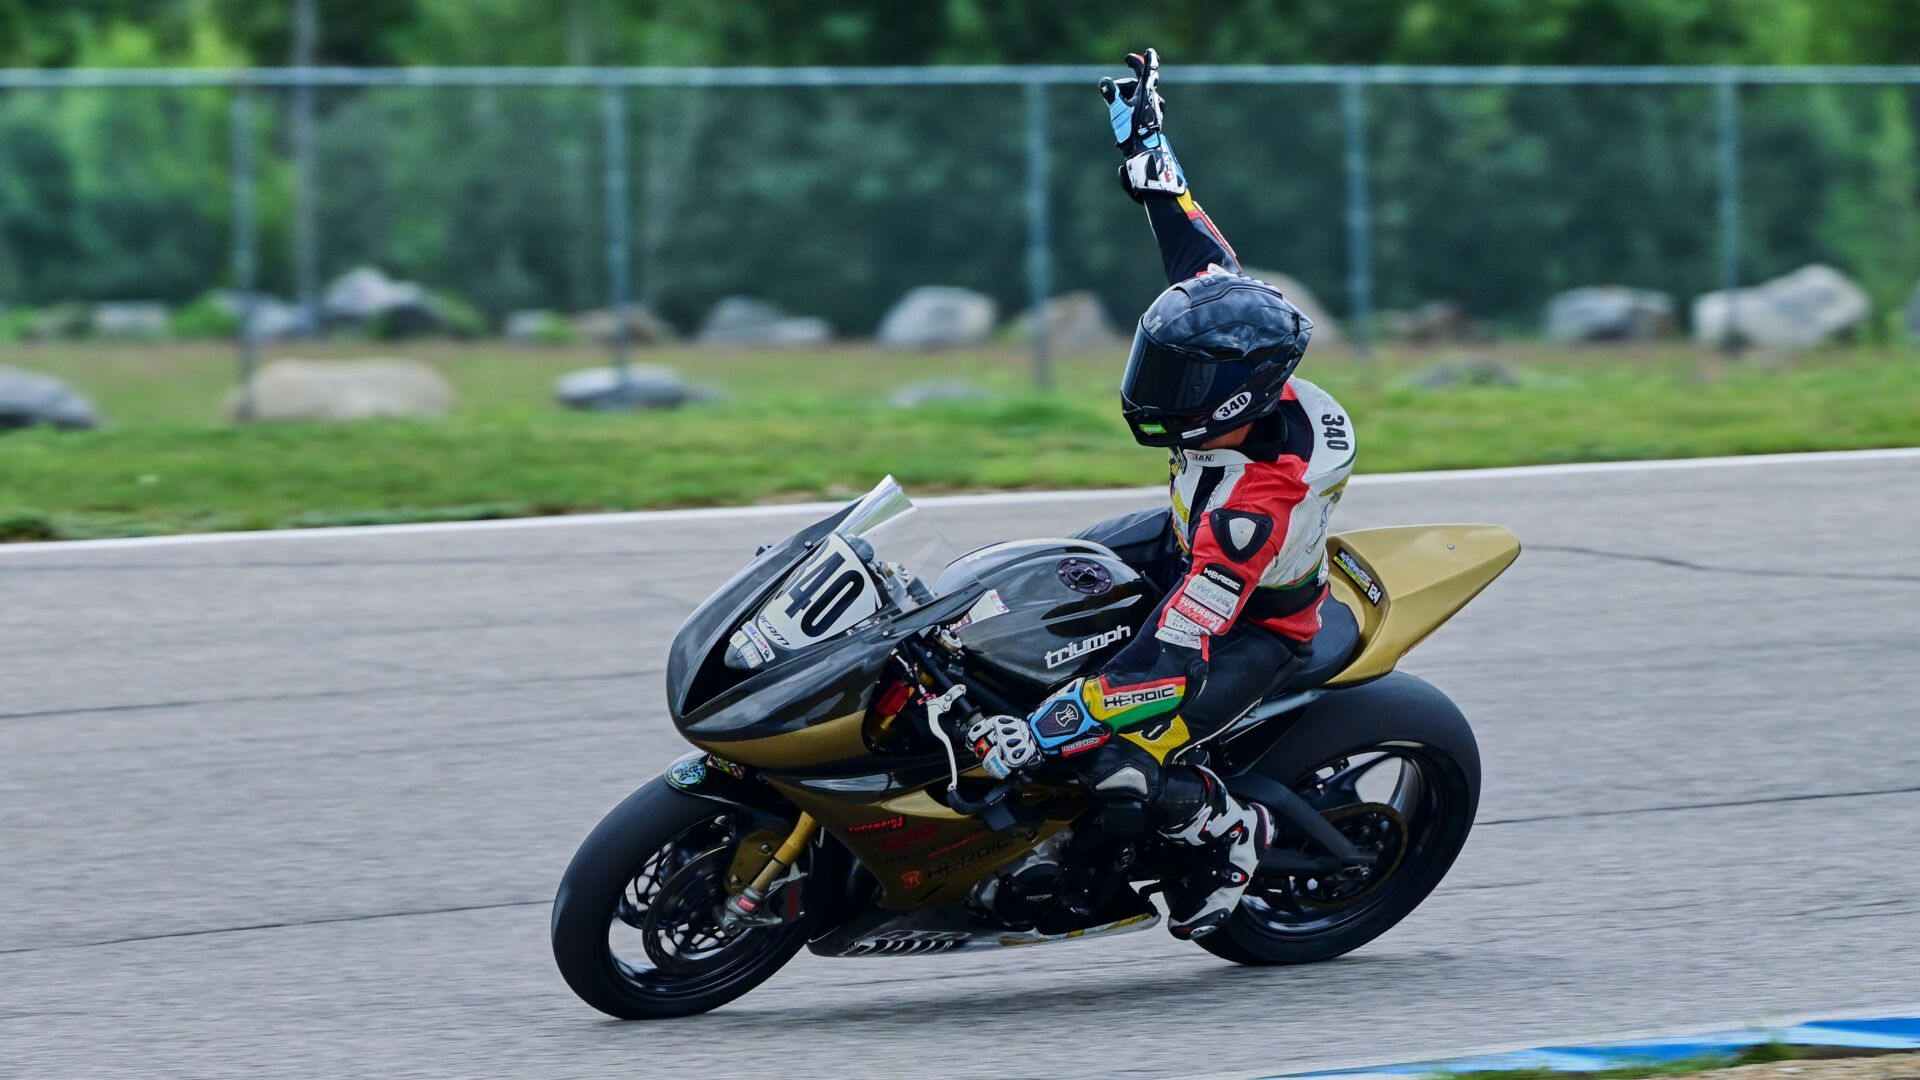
xmin=554 ymin=364 xmax=722 ymax=412
xmin=1408 ymin=355 xmax=1519 ymax=389
xmin=1546 ymin=287 xmax=1674 ymax=342
xmin=1382 ymin=300 xmax=1472 ymax=344
xmin=570 ymin=306 xmax=673 ymax=346
xmin=1239 ymin=269 xmax=1340 ymax=344
xmin=697 ymin=297 xmax=831 ymax=347
xmin=0 ymin=366 xmax=99 ymax=430
xmin=28 ymin=305 xmax=89 ymax=341
xmin=877 ymin=286 xmax=997 ymax=348
xmin=887 ymin=378 xmax=994 ymax=408
xmin=231 ymin=358 xmax=453 ymax=422
xmin=1691 ymin=264 xmax=1870 ymax=349
xmin=505 ymin=310 xmax=569 ymax=344
xmin=211 ymin=291 xmax=309 ymax=340
xmin=90 ymin=301 xmax=169 ymax=339
xmin=322 ymin=266 xmax=439 ymax=335
xmin=1010 ymin=292 xmax=1124 ymax=352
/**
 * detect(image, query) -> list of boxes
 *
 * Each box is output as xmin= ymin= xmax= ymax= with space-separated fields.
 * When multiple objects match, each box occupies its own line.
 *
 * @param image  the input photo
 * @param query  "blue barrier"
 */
xmin=1270 ymin=1017 xmax=1920 ymax=1080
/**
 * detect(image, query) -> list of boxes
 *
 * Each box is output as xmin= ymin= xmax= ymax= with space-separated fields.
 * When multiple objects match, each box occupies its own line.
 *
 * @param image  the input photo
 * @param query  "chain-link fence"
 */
xmin=3 ymin=65 xmax=1919 ymax=390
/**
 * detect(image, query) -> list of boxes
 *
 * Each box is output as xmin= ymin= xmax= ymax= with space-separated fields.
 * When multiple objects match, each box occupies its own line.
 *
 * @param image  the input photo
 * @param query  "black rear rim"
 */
xmin=602 ymin=813 xmax=806 ymax=998
xmin=1238 ymin=740 xmax=1467 ymax=939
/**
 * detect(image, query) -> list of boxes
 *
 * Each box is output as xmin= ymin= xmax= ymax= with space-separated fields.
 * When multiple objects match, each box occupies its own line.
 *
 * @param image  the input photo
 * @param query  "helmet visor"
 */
xmin=1121 ymin=328 xmax=1255 ymax=417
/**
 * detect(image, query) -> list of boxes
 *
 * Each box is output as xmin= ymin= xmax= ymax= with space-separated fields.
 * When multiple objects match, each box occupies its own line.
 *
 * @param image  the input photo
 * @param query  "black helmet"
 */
xmin=1120 ymin=273 xmax=1313 ymax=449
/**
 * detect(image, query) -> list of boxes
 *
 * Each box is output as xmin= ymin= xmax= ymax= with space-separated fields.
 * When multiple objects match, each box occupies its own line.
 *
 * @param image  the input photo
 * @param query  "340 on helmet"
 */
xmin=1120 ymin=273 xmax=1313 ymax=449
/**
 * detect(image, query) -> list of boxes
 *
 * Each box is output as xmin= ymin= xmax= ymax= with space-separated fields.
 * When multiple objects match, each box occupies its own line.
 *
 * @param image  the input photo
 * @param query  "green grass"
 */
xmin=1 ymin=340 xmax=1917 ymax=540
xmin=1432 ymin=1041 xmax=1805 ymax=1080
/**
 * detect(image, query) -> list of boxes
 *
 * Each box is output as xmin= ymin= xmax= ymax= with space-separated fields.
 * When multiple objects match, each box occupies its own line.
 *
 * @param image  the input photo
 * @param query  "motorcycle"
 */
xmin=551 ymin=476 xmax=1519 ymax=1019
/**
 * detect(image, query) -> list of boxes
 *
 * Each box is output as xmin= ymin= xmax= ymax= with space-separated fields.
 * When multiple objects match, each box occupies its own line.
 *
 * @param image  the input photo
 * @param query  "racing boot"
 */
xmin=1158 ymin=764 xmax=1272 ymax=940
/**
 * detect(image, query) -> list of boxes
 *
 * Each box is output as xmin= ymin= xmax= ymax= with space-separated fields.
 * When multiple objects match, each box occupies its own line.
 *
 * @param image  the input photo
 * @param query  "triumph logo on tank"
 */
xmin=1044 ymin=625 xmax=1132 ymax=669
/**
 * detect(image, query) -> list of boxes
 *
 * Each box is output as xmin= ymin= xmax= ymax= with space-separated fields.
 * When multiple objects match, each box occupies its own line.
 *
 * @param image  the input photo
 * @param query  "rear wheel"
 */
xmin=1198 ymin=674 xmax=1479 ymax=966
xmin=550 ymin=778 xmax=812 ymax=1019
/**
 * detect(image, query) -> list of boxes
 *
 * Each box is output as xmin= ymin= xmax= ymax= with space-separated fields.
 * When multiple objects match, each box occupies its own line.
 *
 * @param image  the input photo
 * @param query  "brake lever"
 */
xmin=921 ymin=684 xmax=1017 ymax=815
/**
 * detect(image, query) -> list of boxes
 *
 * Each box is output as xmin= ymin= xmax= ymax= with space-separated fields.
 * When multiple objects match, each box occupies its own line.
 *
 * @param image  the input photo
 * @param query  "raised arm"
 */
xmin=1101 ymin=49 xmax=1242 ymax=283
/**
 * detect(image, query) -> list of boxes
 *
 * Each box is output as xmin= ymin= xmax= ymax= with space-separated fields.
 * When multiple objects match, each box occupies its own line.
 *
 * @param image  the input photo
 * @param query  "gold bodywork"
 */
xmin=698 ymin=522 xmax=1517 ymax=916
xmin=1321 ymin=524 xmax=1521 ymax=685
xmin=771 ymin=779 xmax=1083 ymax=909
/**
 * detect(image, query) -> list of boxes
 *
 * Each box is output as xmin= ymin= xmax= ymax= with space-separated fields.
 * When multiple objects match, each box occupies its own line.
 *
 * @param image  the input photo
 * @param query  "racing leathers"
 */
xmin=973 ymin=62 xmax=1356 ymax=936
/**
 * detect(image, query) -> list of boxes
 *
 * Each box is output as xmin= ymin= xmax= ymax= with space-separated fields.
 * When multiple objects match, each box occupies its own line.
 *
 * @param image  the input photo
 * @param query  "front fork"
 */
xmin=720 ymin=812 xmax=819 ymax=928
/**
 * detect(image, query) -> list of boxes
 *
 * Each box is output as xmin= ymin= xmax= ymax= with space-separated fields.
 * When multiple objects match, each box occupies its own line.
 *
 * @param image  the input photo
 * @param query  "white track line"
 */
xmin=3 ymin=445 xmax=1916 ymax=555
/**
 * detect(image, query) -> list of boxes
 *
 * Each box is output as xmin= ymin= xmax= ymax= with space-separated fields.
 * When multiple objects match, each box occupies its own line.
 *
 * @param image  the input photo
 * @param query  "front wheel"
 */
xmin=1198 ymin=672 xmax=1480 ymax=966
xmin=550 ymin=777 xmax=813 ymax=1019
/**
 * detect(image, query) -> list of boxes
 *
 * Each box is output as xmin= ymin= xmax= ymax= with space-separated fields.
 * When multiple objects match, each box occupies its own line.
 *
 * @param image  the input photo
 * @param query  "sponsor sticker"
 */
xmin=727 ymin=629 xmax=766 ymax=668
xmin=1335 ymin=549 xmax=1384 ymax=605
xmin=703 ymin=753 xmax=747 ymax=780
xmin=848 ymin=815 xmax=906 ymax=835
xmin=900 ymin=870 xmax=924 ymax=888
xmin=1181 ymin=426 xmax=1209 ymax=440
xmin=1173 ymin=592 xmax=1232 ymax=635
xmin=755 ymin=615 xmax=791 ymax=648
xmin=951 ymin=588 xmax=1011 ymax=631
xmin=1059 ymin=733 xmax=1110 ymax=756
xmin=875 ymin=822 xmax=944 ymax=853
xmin=665 ymin=752 xmax=707 ymax=789
xmin=741 ymin=621 xmax=777 ymax=662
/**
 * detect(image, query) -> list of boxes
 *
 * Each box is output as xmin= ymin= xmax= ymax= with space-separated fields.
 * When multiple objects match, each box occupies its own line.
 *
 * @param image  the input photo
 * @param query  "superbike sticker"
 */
xmin=1172 ymin=565 xmax=1244 ymax=634
xmin=756 ymin=532 xmax=884 ymax=648
xmin=1335 ymin=549 xmax=1383 ymax=605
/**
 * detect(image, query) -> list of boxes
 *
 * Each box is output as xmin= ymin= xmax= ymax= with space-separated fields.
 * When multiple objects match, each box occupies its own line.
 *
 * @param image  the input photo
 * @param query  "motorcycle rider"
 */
xmin=968 ymin=50 xmax=1356 ymax=940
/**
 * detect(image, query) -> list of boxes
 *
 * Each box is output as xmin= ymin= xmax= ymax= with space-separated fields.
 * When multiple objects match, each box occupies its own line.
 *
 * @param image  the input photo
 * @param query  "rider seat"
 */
xmin=1267 ymin=597 xmax=1361 ymax=696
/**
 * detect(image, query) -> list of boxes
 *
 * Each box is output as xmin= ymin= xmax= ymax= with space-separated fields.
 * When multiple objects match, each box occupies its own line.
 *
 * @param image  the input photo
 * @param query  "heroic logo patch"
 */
xmin=1099 ymin=682 xmax=1182 ymax=712
xmin=1209 ymin=509 xmax=1273 ymax=563
xmin=1335 ymin=549 xmax=1383 ymax=605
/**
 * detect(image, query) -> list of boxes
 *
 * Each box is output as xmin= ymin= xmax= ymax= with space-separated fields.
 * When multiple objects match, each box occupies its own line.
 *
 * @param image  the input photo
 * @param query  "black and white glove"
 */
xmin=1099 ymin=48 xmax=1187 ymax=201
xmin=967 ymin=713 xmax=1042 ymax=780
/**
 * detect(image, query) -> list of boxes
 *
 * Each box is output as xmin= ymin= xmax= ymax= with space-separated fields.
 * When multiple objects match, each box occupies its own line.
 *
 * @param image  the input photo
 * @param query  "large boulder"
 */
xmin=697 ymin=297 xmax=831 ymax=347
xmin=1408 ymin=355 xmax=1520 ymax=390
xmin=1546 ymin=287 xmax=1674 ymax=342
xmin=571 ymin=306 xmax=674 ymax=346
xmin=1381 ymin=300 xmax=1472 ymax=344
xmin=90 ymin=301 xmax=170 ymax=340
xmin=232 ymin=358 xmax=453 ymax=422
xmin=506 ymin=310 xmax=573 ymax=345
xmin=877 ymin=286 xmax=997 ymax=348
xmin=555 ymin=364 xmax=720 ymax=412
xmin=0 ymin=366 xmax=98 ymax=430
xmin=1239 ymin=269 xmax=1340 ymax=344
xmin=322 ymin=266 xmax=440 ymax=336
xmin=209 ymin=291 xmax=308 ymax=340
xmin=888 ymin=378 xmax=993 ymax=408
xmin=1691 ymin=264 xmax=1870 ymax=349
xmin=1010 ymin=292 xmax=1124 ymax=352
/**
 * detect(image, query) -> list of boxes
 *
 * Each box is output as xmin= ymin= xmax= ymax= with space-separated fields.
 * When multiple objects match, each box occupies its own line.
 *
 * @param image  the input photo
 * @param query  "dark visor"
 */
xmin=1121 ymin=328 xmax=1255 ymax=415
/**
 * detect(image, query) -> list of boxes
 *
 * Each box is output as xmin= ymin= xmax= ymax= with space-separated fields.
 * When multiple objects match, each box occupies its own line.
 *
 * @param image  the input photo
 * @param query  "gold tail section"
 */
xmin=1321 ymin=524 xmax=1521 ymax=686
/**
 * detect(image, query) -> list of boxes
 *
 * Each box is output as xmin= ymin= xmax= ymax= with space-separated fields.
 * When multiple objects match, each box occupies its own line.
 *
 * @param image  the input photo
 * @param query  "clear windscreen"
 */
xmin=724 ymin=476 xmax=970 ymax=670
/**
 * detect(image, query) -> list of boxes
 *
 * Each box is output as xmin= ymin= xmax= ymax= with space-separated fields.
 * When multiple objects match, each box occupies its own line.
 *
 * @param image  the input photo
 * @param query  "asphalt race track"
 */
xmin=4 ymin=453 xmax=1919 ymax=1080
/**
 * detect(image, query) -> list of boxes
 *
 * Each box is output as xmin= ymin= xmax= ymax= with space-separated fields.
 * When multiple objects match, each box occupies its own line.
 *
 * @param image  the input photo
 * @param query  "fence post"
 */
xmin=1025 ymin=78 xmax=1054 ymax=392
xmin=601 ymin=83 xmax=633 ymax=386
xmin=230 ymin=87 xmax=260 ymax=421
xmin=1341 ymin=76 xmax=1374 ymax=363
xmin=1715 ymin=72 xmax=1743 ymax=358
xmin=291 ymin=0 xmax=319 ymax=334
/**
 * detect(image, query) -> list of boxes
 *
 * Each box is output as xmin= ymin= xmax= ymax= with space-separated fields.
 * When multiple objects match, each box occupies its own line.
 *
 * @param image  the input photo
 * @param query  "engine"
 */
xmin=969 ymin=829 xmax=1073 ymax=929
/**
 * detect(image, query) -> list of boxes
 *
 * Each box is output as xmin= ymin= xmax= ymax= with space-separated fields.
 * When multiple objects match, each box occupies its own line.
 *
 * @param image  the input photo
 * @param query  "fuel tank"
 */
xmin=936 ymin=538 xmax=1159 ymax=692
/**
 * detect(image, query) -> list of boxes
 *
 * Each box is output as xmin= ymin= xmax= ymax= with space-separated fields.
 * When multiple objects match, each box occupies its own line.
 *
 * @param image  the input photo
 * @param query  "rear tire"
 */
xmin=550 ymin=777 xmax=811 ymax=1019
xmin=1197 ymin=672 xmax=1480 ymax=966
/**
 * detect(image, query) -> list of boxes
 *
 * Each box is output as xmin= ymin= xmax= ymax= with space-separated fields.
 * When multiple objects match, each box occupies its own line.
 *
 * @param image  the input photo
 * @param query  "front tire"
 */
xmin=1198 ymin=672 xmax=1480 ymax=966
xmin=550 ymin=777 xmax=812 ymax=1019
